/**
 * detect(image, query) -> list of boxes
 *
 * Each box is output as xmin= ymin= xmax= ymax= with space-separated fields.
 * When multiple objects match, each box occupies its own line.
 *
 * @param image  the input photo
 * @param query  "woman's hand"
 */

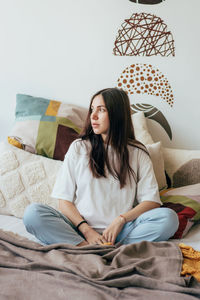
xmin=80 ymin=224 xmax=107 ymax=245
xmin=102 ymin=216 xmax=125 ymax=245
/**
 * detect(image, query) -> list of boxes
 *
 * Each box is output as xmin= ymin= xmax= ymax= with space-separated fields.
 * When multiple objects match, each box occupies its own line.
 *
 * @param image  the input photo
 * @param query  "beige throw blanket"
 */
xmin=0 ymin=229 xmax=200 ymax=300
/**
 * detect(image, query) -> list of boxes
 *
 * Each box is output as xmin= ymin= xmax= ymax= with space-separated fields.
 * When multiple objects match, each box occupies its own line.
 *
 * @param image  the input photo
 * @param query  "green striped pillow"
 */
xmin=160 ymin=183 xmax=200 ymax=239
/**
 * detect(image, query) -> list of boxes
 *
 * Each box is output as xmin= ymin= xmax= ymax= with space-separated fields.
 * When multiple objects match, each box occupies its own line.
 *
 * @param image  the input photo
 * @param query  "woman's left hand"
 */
xmin=102 ymin=216 xmax=125 ymax=245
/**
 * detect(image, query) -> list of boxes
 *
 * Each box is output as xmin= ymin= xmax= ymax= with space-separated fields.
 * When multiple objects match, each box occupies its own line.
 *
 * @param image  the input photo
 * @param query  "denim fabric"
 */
xmin=23 ymin=203 xmax=179 ymax=246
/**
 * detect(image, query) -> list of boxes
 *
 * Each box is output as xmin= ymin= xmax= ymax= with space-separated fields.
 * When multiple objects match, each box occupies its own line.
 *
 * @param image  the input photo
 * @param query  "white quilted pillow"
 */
xmin=0 ymin=142 xmax=62 ymax=218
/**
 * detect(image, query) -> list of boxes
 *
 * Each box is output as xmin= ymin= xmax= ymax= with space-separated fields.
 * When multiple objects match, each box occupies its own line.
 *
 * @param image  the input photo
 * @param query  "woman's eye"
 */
xmin=91 ymin=107 xmax=106 ymax=113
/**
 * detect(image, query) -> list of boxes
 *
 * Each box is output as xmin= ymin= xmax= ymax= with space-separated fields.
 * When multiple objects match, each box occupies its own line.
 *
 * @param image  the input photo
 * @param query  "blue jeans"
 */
xmin=23 ymin=203 xmax=179 ymax=246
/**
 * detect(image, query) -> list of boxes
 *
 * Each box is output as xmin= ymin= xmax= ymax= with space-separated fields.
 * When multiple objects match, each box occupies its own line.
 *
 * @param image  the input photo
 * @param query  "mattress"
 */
xmin=0 ymin=214 xmax=40 ymax=243
xmin=1 ymin=214 xmax=200 ymax=250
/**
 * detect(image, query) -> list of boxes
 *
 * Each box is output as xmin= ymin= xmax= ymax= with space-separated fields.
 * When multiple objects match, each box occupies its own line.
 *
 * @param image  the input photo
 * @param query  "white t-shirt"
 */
xmin=51 ymin=139 xmax=161 ymax=232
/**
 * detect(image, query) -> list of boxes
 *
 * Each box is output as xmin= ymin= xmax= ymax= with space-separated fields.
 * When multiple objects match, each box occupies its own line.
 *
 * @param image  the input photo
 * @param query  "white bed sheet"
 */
xmin=0 ymin=214 xmax=40 ymax=243
xmin=0 ymin=214 xmax=200 ymax=250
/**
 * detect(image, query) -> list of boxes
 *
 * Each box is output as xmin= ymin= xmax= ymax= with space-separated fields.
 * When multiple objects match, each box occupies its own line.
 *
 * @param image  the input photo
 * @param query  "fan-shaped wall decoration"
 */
xmin=113 ymin=13 xmax=175 ymax=57
xmin=131 ymin=103 xmax=172 ymax=139
xmin=129 ymin=0 xmax=165 ymax=4
xmin=117 ymin=63 xmax=174 ymax=107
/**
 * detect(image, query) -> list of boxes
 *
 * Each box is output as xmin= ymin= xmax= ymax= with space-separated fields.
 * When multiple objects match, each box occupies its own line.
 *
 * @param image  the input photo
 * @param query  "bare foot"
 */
xmin=77 ymin=240 xmax=89 ymax=247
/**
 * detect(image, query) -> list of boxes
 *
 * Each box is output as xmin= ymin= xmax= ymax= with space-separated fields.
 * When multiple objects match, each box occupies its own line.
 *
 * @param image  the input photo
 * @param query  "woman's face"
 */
xmin=90 ymin=94 xmax=110 ymax=141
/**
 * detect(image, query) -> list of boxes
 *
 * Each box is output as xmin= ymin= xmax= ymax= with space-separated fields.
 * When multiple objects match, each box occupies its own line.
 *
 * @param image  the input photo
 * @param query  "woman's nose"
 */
xmin=91 ymin=111 xmax=98 ymax=120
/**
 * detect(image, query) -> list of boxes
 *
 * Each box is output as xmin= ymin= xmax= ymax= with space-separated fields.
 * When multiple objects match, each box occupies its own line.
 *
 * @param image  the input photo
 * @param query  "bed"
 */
xmin=1 ymin=94 xmax=200 ymax=299
xmin=1 ymin=215 xmax=200 ymax=300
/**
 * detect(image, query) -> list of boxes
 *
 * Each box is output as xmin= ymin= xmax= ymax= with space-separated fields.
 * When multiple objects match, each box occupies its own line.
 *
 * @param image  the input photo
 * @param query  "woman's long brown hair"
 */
xmin=80 ymin=88 xmax=148 ymax=188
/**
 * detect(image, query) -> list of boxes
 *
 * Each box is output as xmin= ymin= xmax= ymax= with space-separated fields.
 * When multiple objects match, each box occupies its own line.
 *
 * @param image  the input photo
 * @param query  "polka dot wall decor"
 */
xmin=117 ymin=63 xmax=174 ymax=107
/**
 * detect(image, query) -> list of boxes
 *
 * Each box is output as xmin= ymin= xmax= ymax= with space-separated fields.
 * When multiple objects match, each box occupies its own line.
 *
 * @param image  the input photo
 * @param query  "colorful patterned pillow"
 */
xmin=160 ymin=183 xmax=200 ymax=239
xmin=9 ymin=94 xmax=88 ymax=161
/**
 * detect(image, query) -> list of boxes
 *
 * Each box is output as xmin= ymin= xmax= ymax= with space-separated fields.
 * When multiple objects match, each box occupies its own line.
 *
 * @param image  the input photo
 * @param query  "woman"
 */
xmin=23 ymin=88 xmax=179 ymax=246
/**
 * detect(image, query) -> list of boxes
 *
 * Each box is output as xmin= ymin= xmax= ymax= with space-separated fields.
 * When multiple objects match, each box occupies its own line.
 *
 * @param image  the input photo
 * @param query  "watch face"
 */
xmin=129 ymin=0 xmax=165 ymax=4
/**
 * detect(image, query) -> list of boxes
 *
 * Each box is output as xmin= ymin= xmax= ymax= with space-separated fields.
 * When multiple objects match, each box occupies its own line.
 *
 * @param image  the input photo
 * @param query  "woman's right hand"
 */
xmin=79 ymin=223 xmax=107 ymax=245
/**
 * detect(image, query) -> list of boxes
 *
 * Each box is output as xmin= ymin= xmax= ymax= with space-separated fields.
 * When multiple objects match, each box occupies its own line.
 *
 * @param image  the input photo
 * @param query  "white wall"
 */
xmin=0 ymin=0 xmax=199 ymax=149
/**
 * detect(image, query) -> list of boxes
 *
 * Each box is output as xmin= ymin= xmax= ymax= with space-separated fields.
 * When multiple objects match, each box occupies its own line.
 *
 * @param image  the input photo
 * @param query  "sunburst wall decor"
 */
xmin=129 ymin=0 xmax=165 ymax=4
xmin=131 ymin=103 xmax=172 ymax=139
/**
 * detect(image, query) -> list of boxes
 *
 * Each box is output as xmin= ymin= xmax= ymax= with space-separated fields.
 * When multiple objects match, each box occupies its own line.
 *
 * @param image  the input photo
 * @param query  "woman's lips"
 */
xmin=92 ymin=124 xmax=99 ymax=128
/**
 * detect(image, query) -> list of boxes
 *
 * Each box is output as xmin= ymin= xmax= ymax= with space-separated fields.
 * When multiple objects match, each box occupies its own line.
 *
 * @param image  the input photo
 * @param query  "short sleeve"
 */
xmin=136 ymin=149 xmax=162 ymax=205
xmin=51 ymin=142 xmax=77 ymax=202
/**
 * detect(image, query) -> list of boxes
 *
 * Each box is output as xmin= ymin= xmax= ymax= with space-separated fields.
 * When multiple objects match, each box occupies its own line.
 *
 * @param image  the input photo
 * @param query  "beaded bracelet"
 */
xmin=76 ymin=220 xmax=88 ymax=230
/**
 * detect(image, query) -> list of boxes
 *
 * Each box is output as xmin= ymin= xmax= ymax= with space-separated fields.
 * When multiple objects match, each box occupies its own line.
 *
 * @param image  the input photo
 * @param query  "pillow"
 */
xmin=0 ymin=141 xmax=62 ymax=218
xmin=160 ymin=183 xmax=200 ymax=239
xmin=162 ymin=147 xmax=200 ymax=188
xmin=131 ymin=111 xmax=200 ymax=189
xmin=131 ymin=111 xmax=154 ymax=145
xmin=9 ymin=94 xmax=88 ymax=161
xmin=146 ymin=142 xmax=167 ymax=191
xmin=131 ymin=112 xmax=166 ymax=190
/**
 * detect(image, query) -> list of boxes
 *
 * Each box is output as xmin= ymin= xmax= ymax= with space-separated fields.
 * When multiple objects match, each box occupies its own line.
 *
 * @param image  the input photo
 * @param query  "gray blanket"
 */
xmin=0 ymin=229 xmax=200 ymax=300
